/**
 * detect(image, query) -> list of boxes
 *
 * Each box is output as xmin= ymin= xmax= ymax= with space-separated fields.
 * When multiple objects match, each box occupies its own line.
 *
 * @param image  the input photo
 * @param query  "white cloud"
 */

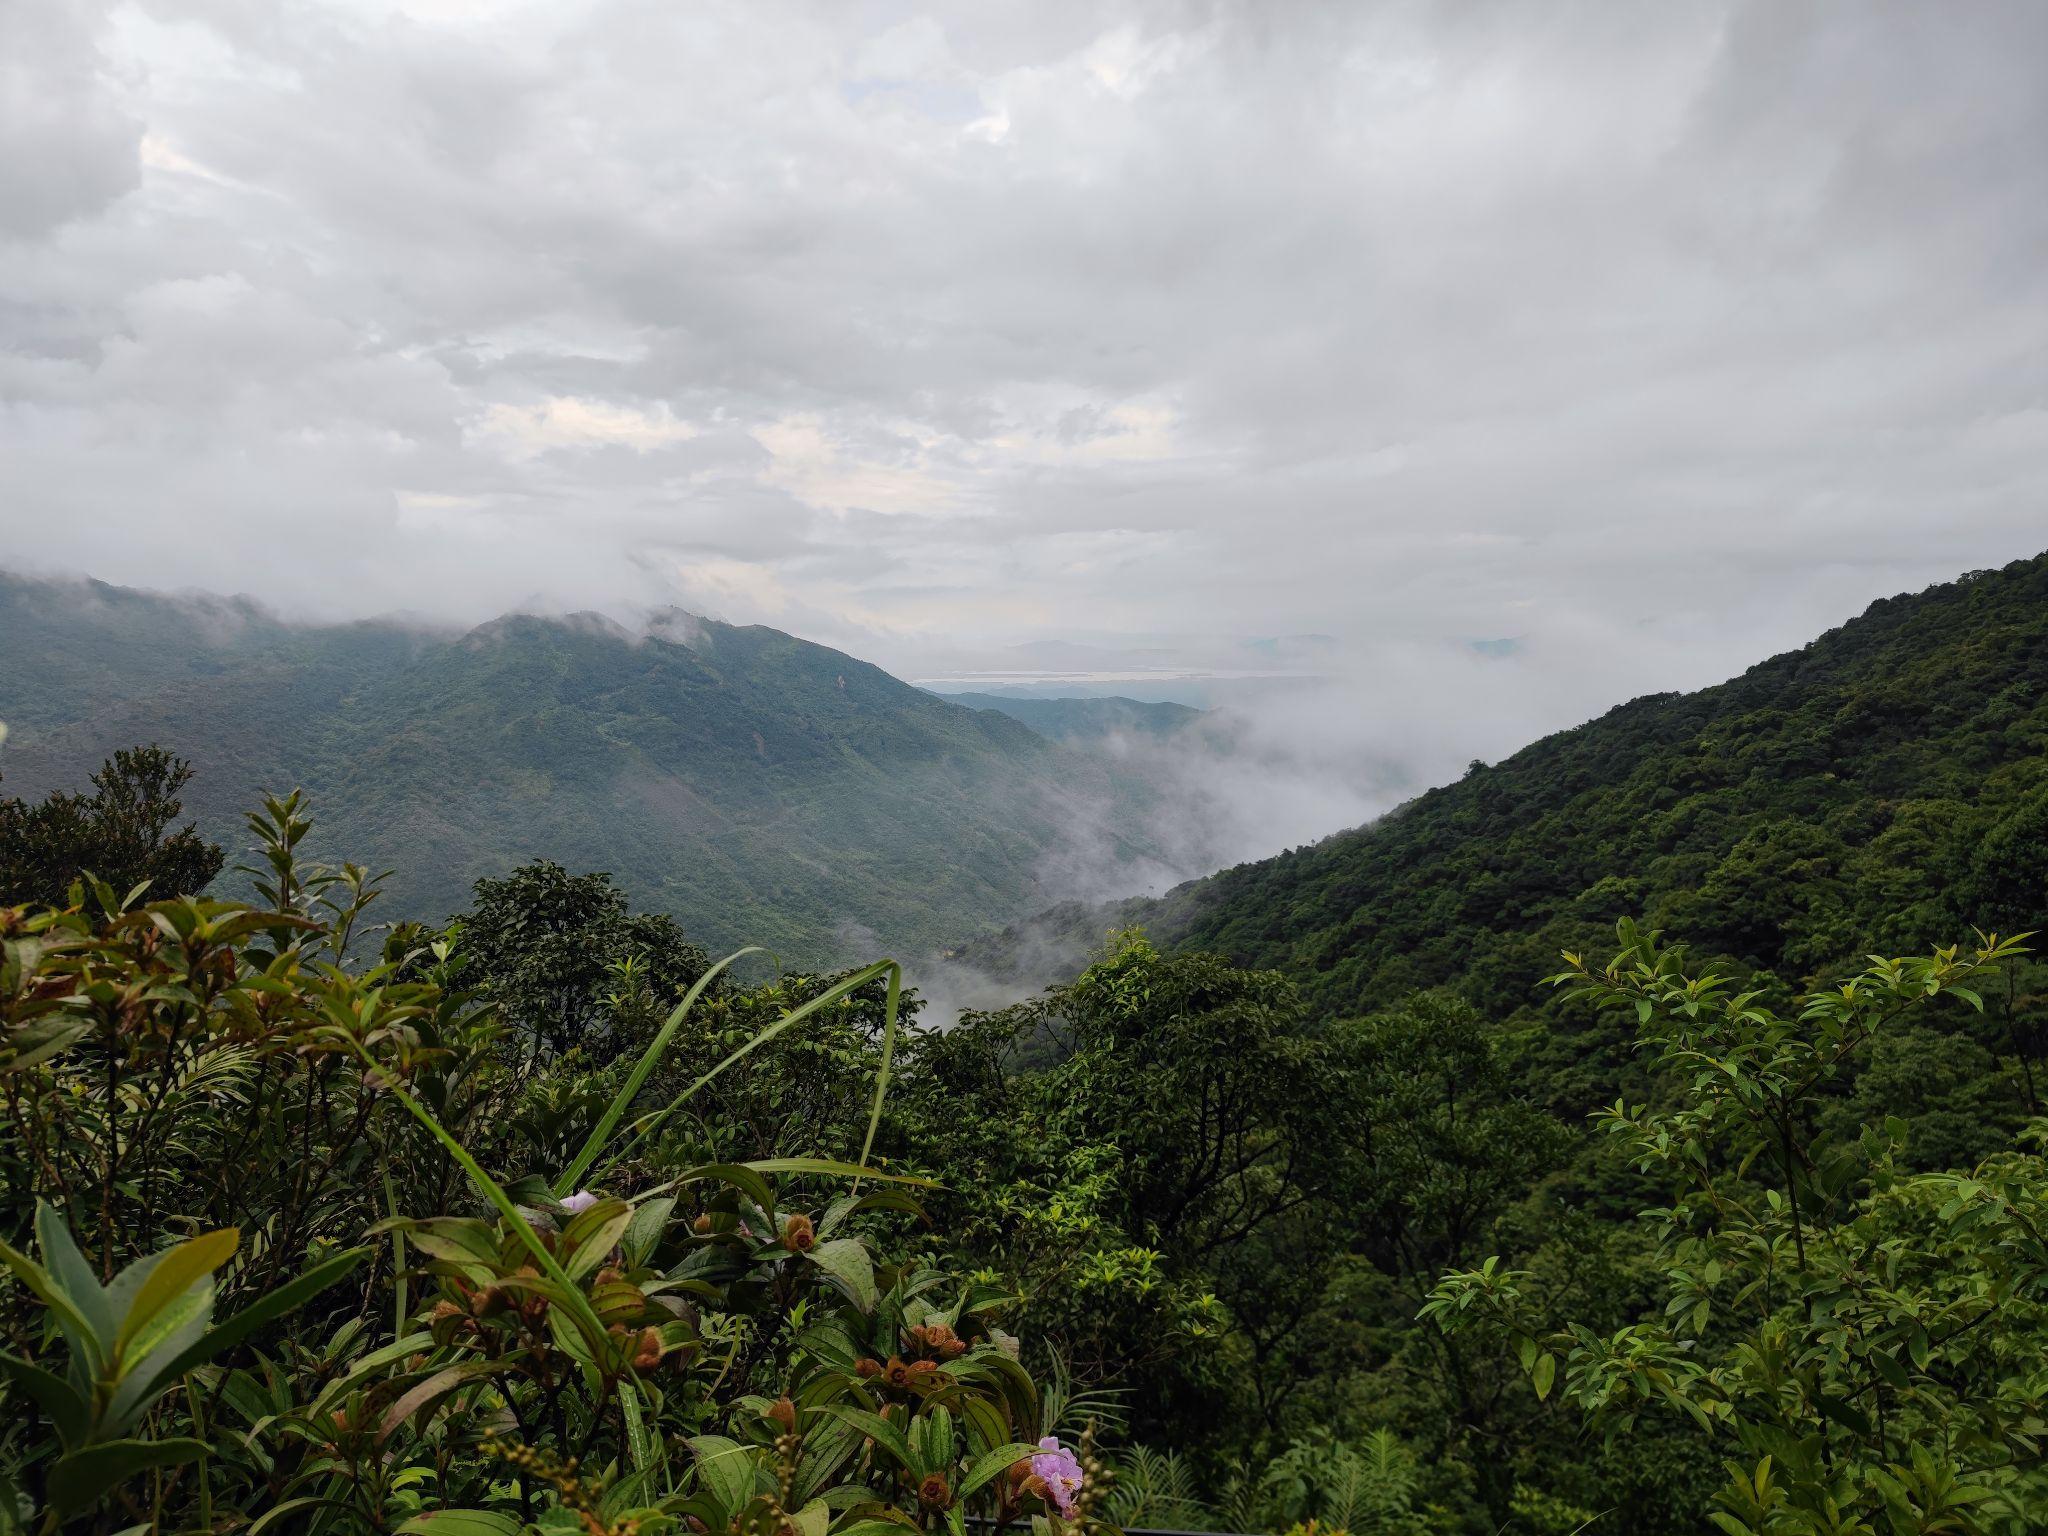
xmin=475 ymin=396 xmax=698 ymax=457
xmin=0 ymin=0 xmax=2040 ymax=677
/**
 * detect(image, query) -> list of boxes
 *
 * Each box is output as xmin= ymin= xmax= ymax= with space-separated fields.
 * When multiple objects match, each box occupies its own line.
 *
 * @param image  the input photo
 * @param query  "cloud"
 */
xmin=1 ymin=0 xmax=2042 ymax=744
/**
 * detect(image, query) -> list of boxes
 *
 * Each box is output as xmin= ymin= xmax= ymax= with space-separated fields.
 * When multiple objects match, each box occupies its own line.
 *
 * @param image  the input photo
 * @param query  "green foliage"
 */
xmin=1426 ymin=923 xmax=2048 ymax=1534
xmin=0 ymin=746 xmax=222 ymax=908
xmin=0 ymin=572 xmax=1161 ymax=962
xmin=1052 ymin=553 xmax=2048 ymax=1027
xmin=0 ymin=797 xmax=1074 ymax=1534
xmin=458 ymin=860 xmax=714 ymax=1062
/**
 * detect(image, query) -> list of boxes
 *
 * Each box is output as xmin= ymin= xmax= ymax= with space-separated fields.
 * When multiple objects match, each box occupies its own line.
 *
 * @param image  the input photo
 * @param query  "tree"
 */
xmin=0 ymin=744 xmax=222 ymax=906
xmin=454 ymin=859 xmax=713 ymax=1064
xmin=1426 ymin=923 xmax=2048 ymax=1534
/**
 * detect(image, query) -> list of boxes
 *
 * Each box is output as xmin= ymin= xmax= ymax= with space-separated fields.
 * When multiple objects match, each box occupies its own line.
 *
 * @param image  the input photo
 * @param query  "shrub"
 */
xmin=0 ymin=796 xmax=1076 ymax=1534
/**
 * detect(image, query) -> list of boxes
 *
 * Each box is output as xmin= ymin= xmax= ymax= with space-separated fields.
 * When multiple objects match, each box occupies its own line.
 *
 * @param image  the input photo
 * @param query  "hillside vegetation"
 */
xmin=1016 ymin=555 xmax=2048 ymax=1026
xmin=0 ymin=574 xmax=1162 ymax=960
xmin=933 ymin=692 xmax=1202 ymax=744
xmin=2 ymin=555 xmax=2047 ymax=1533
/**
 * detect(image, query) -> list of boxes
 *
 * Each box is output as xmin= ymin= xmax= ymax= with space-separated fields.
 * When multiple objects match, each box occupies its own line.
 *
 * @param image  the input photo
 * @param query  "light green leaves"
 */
xmin=0 ymin=1203 xmax=367 ymax=1521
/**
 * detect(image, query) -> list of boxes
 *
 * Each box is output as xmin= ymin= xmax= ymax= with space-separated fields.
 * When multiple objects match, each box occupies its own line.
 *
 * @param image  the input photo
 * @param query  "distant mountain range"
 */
xmin=929 ymin=692 xmax=1202 ymax=744
xmin=0 ymin=573 xmax=1170 ymax=961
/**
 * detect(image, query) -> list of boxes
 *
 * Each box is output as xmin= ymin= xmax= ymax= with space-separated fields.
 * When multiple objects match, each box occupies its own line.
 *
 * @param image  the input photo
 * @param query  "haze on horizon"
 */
xmin=4 ymin=0 xmax=2044 ymax=719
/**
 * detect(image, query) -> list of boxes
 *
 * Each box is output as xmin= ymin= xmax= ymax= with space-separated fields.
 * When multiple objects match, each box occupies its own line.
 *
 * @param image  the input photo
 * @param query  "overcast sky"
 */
xmin=4 ymin=0 xmax=2044 ymax=688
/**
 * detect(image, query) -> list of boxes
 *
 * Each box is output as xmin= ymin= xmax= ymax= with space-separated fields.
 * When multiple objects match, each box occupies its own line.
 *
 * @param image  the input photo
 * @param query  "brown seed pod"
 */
xmin=631 ymin=1325 xmax=663 ymax=1372
xmin=918 ymin=1474 xmax=951 ymax=1509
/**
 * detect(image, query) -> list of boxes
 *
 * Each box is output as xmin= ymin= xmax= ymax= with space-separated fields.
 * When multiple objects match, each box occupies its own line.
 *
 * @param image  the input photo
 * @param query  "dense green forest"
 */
xmin=1 ymin=552 xmax=2045 ymax=1533
xmin=0 ymin=574 xmax=1166 ymax=960
xmin=977 ymin=553 xmax=2048 ymax=1105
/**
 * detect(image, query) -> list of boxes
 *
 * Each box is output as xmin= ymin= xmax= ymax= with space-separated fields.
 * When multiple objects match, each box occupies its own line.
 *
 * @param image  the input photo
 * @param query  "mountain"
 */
xmin=971 ymin=554 xmax=2048 ymax=1041
xmin=932 ymin=692 xmax=1202 ymax=744
xmin=0 ymin=573 xmax=1165 ymax=960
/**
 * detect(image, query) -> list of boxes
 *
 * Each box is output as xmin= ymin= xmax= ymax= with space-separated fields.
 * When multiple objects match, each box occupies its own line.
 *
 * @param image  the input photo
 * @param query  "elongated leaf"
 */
xmin=803 ymin=1238 xmax=876 ymax=1313
xmin=855 ymin=962 xmax=902 ymax=1180
xmin=332 ymin=1033 xmax=611 ymax=1349
xmin=562 ymin=1199 xmax=635 ymax=1279
xmin=620 ymin=1382 xmax=654 ymax=1472
xmin=0 ymin=1238 xmax=105 ymax=1380
xmin=116 ymin=1227 xmax=237 ymax=1359
xmin=614 ymin=961 xmax=904 ymax=1173
xmin=555 ymin=947 xmax=763 ymax=1196
xmin=250 ymin=1495 xmax=362 ymax=1534
xmin=0 ymin=1349 xmax=90 ymax=1447
xmin=832 ymin=1519 xmax=921 ymax=1536
xmin=686 ymin=1163 xmax=776 ymax=1214
xmin=622 ymin=1197 xmax=674 ymax=1268
xmin=33 ymin=1203 xmax=115 ymax=1360
xmin=134 ymin=1246 xmax=370 ymax=1401
xmin=958 ymin=1442 xmax=1042 ymax=1501
xmin=688 ymin=1434 xmax=757 ymax=1521
xmin=377 ymin=1360 xmax=508 ymax=1444
xmin=400 ymin=1220 xmax=501 ymax=1269
xmin=117 ymin=1228 xmax=237 ymax=1365
xmin=0 ymin=1017 xmax=90 ymax=1074
xmin=396 ymin=1514 xmax=525 ymax=1535
xmin=817 ymin=1404 xmax=915 ymax=1470
xmin=48 ymin=1437 xmax=206 ymax=1518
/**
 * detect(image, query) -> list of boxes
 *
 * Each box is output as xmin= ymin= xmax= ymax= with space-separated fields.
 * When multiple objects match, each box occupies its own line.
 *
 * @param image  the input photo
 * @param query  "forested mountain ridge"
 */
xmin=933 ymin=691 xmax=1202 ymax=743
xmin=987 ymin=553 xmax=2048 ymax=1031
xmin=0 ymin=573 xmax=1160 ymax=959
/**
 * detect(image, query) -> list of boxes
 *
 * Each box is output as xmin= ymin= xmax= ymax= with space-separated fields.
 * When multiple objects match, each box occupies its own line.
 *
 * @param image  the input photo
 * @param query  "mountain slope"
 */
xmin=0 ymin=576 xmax=1159 ymax=959
xmin=979 ymin=555 xmax=2048 ymax=1040
xmin=933 ymin=692 xmax=1202 ymax=744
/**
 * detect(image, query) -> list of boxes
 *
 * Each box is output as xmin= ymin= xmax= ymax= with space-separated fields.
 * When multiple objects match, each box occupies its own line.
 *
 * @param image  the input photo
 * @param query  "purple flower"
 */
xmin=1031 ymin=1436 xmax=1084 ymax=1518
xmin=559 ymin=1190 xmax=600 ymax=1214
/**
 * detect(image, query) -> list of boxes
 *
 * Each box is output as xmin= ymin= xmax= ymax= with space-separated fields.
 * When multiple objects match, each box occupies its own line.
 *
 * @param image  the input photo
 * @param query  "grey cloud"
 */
xmin=1 ymin=1 xmax=2042 ymax=711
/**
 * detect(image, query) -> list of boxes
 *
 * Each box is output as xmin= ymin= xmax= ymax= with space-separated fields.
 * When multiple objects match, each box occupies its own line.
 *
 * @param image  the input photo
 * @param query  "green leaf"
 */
xmin=1531 ymin=1352 xmax=1557 ymax=1401
xmin=614 ymin=961 xmax=907 ymax=1177
xmin=622 ymin=1197 xmax=675 ymax=1268
xmin=562 ymin=1199 xmax=635 ymax=1279
xmin=817 ymin=1405 xmax=915 ymax=1471
xmin=0 ymin=1349 xmax=91 ymax=1448
xmin=47 ymin=1438 xmax=207 ymax=1518
xmin=804 ymin=1238 xmax=876 ymax=1312
xmin=688 ymin=1434 xmax=757 ymax=1521
xmin=555 ymin=947 xmax=762 ymax=1195
xmin=132 ymin=1246 xmax=369 ymax=1402
xmin=250 ymin=1496 xmax=362 ymax=1534
xmin=1870 ymin=1346 xmax=1911 ymax=1392
xmin=377 ymin=1360 xmax=508 ymax=1444
xmin=958 ymin=1442 xmax=1041 ymax=1500
xmin=0 ymin=1017 xmax=90 ymax=1074
xmin=831 ymin=1520 xmax=921 ymax=1536
xmin=116 ymin=1227 xmax=238 ymax=1365
xmin=396 ymin=1514 xmax=527 ymax=1536
xmin=1814 ymin=1393 xmax=1871 ymax=1437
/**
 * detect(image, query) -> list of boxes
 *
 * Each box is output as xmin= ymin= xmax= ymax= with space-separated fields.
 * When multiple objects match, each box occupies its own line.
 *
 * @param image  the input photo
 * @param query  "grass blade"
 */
xmin=553 ymin=947 xmax=763 ymax=1198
